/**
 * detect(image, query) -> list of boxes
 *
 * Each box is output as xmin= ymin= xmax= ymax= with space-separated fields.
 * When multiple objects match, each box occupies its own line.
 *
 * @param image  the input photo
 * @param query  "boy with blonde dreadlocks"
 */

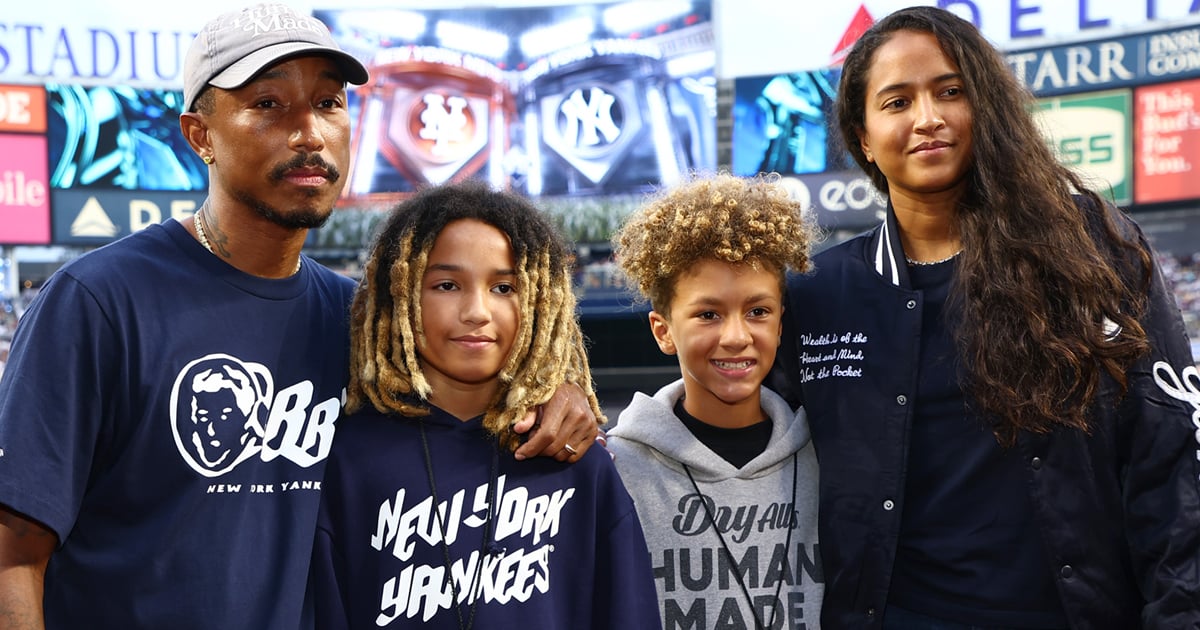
xmin=308 ymin=181 xmax=661 ymax=630
xmin=608 ymin=173 xmax=824 ymax=629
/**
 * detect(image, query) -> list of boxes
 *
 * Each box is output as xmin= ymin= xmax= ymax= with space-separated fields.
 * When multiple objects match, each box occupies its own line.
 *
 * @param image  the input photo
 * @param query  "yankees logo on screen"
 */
xmin=560 ymin=86 xmax=622 ymax=154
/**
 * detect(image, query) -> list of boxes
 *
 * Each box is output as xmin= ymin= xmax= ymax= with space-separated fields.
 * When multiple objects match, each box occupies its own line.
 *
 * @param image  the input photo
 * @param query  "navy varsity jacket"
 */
xmin=773 ymin=204 xmax=1200 ymax=629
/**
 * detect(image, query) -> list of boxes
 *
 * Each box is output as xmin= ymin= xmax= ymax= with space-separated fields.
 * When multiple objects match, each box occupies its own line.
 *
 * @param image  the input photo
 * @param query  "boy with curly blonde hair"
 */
xmin=608 ymin=173 xmax=824 ymax=629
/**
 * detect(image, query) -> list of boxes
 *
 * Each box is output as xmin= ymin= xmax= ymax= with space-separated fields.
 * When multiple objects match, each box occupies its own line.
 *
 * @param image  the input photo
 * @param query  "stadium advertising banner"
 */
xmin=0 ymin=84 xmax=50 ymax=245
xmin=1134 ymin=77 xmax=1200 ymax=204
xmin=45 ymin=83 xmax=208 ymax=245
xmin=27 ymin=1 xmax=716 ymax=249
xmin=726 ymin=67 xmax=885 ymax=230
xmin=51 ymin=189 xmax=204 ymax=245
xmin=725 ymin=18 xmax=1197 ymax=220
xmin=0 ymin=134 xmax=50 ymax=245
xmin=8 ymin=0 xmax=1200 ymax=247
xmin=778 ymin=170 xmax=885 ymax=230
xmin=717 ymin=0 xmax=1200 ymax=78
xmin=4 ymin=0 xmax=1195 ymax=86
xmin=730 ymin=69 xmax=847 ymax=178
xmin=1006 ymin=21 xmax=1200 ymax=97
xmin=0 ymin=85 xmax=45 ymax=133
xmin=1032 ymin=90 xmax=1132 ymax=205
xmin=47 ymin=85 xmax=205 ymax=193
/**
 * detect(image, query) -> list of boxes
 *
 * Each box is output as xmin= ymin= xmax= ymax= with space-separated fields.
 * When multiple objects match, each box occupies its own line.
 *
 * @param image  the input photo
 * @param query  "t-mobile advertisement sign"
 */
xmin=0 ymin=133 xmax=50 ymax=245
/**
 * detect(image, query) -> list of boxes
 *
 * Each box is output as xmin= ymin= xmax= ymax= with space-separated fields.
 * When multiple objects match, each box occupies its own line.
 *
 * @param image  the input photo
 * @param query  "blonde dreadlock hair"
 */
xmin=347 ymin=180 xmax=604 ymax=452
xmin=614 ymin=172 xmax=817 ymax=313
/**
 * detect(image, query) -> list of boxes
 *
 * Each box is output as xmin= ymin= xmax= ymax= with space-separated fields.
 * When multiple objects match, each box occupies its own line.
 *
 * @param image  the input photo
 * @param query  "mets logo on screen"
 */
xmin=168 ymin=353 xmax=339 ymax=477
xmin=410 ymin=91 xmax=483 ymax=164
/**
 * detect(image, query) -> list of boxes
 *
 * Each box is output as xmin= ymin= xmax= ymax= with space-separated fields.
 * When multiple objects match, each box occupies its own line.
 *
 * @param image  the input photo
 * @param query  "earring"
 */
xmin=202 ymin=155 xmax=214 ymax=164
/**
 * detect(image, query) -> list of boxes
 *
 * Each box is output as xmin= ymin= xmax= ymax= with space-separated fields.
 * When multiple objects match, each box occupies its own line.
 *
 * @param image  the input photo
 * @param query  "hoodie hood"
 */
xmin=609 ymin=379 xmax=812 ymax=481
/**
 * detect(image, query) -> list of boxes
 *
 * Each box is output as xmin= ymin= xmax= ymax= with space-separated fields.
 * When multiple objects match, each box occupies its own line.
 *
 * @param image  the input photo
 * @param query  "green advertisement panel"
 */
xmin=1032 ymin=89 xmax=1132 ymax=206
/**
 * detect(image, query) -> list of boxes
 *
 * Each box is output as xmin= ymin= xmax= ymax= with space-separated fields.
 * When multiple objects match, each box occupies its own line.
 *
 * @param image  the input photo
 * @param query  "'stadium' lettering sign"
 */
xmin=0 ymin=23 xmax=193 ymax=85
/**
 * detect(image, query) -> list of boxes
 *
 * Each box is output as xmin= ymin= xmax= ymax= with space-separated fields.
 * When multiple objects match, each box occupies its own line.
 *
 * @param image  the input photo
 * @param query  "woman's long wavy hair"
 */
xmin=835 ymin=6 xmax=1150 ymax=443
xmin=346 ymin=180 xmax=603 ymax=451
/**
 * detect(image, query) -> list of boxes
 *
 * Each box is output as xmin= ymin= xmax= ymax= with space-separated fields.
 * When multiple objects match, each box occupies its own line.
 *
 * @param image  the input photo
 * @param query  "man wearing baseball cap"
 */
xmin=0 ymin=4 xmax=366 ymax=629
xmin=0 ymin=4 xmax=601 ymax=628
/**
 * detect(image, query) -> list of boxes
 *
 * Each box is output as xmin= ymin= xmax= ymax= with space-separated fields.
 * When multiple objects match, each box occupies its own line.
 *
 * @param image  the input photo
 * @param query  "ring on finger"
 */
xmin=563 ymin=443 xmax=578 ymax=455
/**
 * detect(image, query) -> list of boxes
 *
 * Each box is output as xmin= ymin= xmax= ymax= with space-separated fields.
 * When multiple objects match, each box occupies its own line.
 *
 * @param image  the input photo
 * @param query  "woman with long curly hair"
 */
xmin=771 ymin=6 xmax=1200 ymax=629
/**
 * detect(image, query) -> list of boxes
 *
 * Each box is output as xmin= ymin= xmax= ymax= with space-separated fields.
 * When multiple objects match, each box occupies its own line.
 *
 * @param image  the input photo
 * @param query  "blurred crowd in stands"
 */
xmin=1158 ymin=252 xmax=1200 ymax=363
xmin=1 ymin=253 xmax=1199 ymax=380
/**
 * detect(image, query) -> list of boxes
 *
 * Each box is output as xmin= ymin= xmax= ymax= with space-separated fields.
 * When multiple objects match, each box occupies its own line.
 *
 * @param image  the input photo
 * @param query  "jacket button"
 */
xmin=867 ymin=607 xmax=876 ymax=617
xmin=883 ymin=499 xmax=895 ymax=511
xmin=906 ymin=299 xmax=917 ymax=310
xmin=896 ymin=395 xmax=908 ymax=405
xmin=1031 ymin=457 xmax=1042 ymax=470
xmin=1060 ymin=565 xmax=1073 ymax=579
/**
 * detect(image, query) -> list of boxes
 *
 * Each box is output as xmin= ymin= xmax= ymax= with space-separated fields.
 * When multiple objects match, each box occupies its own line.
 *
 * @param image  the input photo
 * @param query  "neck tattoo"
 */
xmin=194 ymin=205 xmax=301 ymax=275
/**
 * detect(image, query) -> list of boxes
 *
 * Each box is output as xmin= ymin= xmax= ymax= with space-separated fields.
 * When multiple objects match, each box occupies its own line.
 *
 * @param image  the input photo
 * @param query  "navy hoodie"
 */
xmin=308 ymin=405 xmax=663 ymax=629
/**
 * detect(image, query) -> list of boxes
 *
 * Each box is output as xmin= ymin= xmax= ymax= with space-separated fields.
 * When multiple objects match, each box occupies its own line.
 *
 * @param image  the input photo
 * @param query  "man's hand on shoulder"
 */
xmin=512 ymin=382 xmax=604 ymax=463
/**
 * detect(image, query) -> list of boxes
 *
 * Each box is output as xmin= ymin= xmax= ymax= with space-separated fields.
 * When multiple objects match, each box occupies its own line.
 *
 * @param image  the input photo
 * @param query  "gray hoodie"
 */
xmin=609 ymin=379 xmax=823 ymax=629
